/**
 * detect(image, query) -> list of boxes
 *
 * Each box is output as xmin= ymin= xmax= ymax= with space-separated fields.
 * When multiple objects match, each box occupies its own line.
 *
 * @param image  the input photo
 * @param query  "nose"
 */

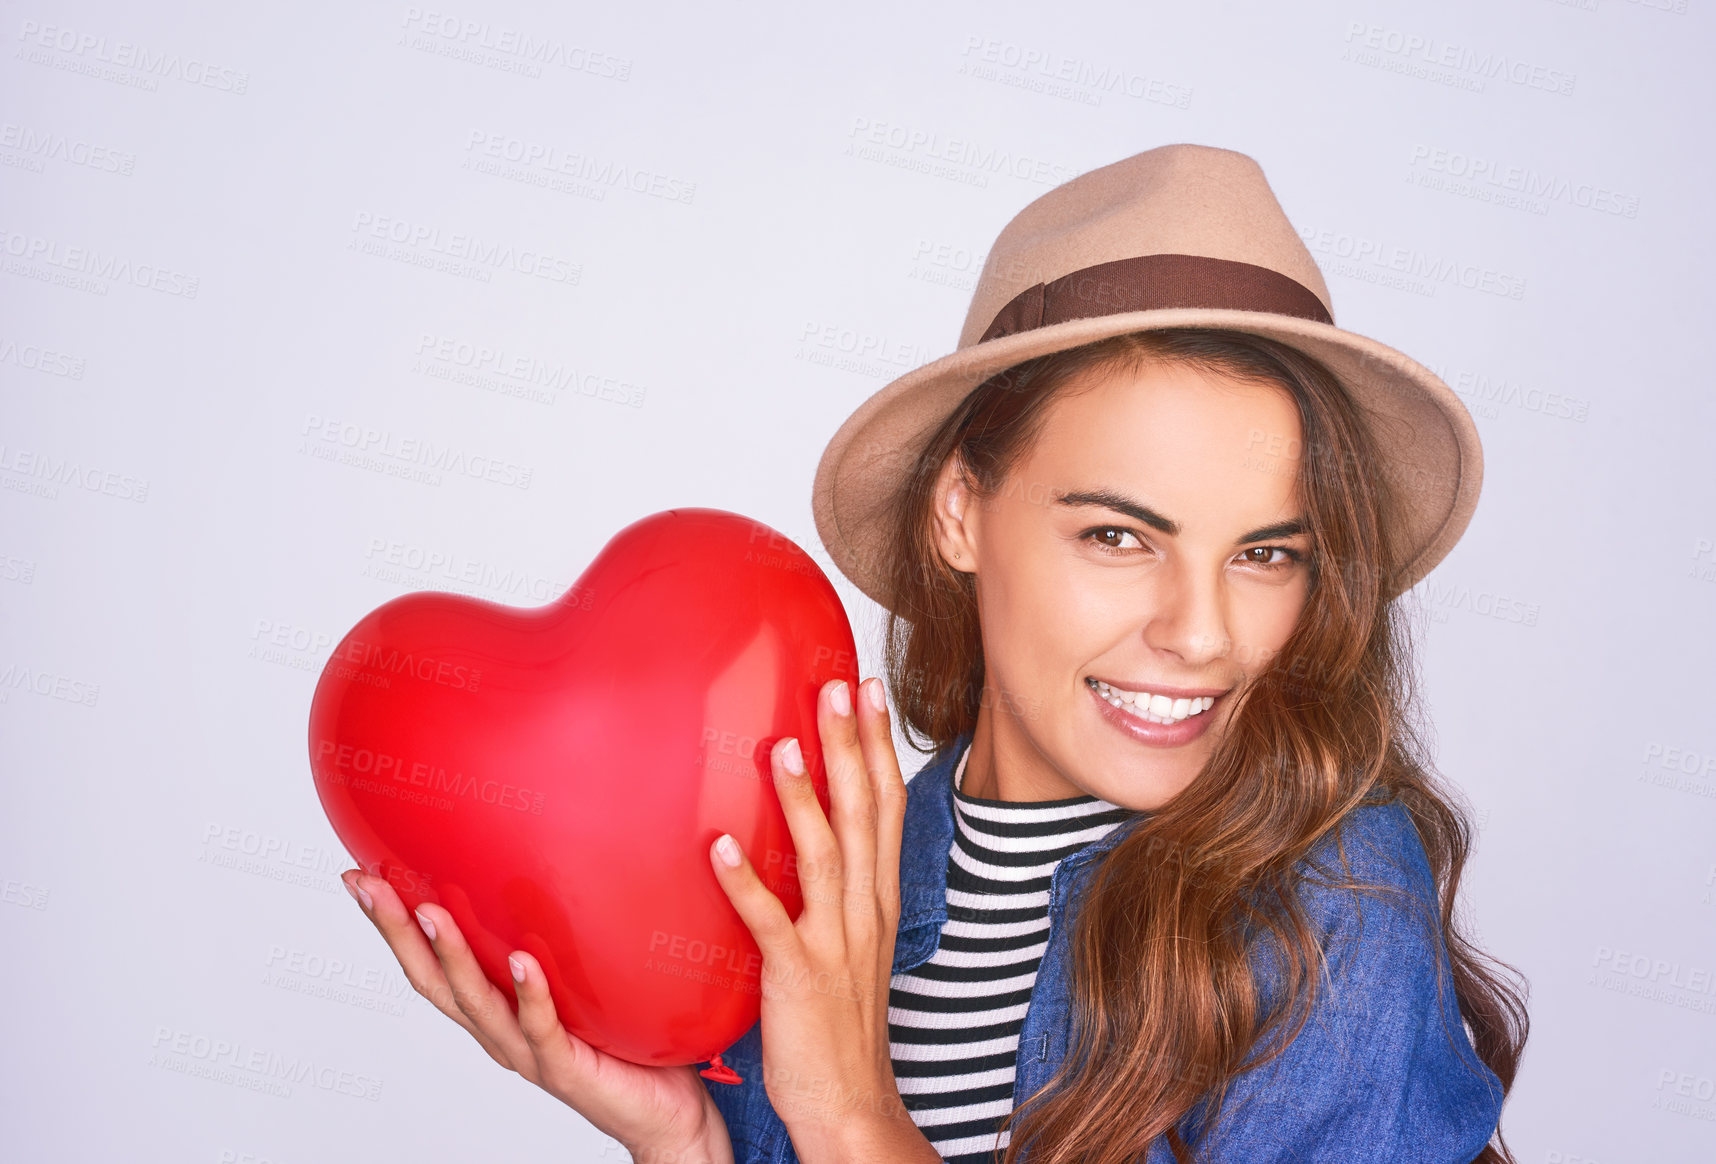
xmin=1140 ymin=559 xmax=1231 ymax=667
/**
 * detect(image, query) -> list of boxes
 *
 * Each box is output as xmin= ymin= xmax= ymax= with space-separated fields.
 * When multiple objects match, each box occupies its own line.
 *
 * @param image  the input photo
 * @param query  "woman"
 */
xmin=342 ymin=145 xmax=1529 ymax=1163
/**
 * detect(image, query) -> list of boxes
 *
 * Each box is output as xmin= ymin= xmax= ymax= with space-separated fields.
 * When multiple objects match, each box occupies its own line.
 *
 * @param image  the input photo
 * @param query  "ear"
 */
xmin=930 ymin=452 xmax=979 ymax=575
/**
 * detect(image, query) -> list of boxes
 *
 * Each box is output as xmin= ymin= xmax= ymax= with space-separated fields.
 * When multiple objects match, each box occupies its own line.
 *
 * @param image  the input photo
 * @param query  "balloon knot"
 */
xmin=698 ymin=1052 xmax=742 ymax=1085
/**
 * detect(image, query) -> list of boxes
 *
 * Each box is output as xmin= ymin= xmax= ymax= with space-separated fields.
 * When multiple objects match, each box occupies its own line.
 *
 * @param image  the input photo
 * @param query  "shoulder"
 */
xmin=1259 ymin=800 xmax=1446 ymax=1012
xmin=1246 ymin=799 xmax=1494 ymax=1089
xmin=901 ymin=733 xmax=964 ymax=806
xmin=1295 ymin=799 xmax=1440 ymax=942
xmin=896 ymin=737 xmax=960 ymax=910
xmin=1189 ymin=801 xmax=1505 ymax=1161
xmin=1306 ymin=798 xmax=1434 ymax=891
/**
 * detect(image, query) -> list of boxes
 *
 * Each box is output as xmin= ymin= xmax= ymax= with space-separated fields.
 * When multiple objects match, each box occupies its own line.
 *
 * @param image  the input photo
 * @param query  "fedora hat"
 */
xmin=810 ymin=143 xmax=1481 ymax=612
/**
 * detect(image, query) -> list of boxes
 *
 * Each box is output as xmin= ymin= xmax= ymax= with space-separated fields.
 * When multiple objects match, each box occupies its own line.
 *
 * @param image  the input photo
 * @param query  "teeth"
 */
xmin=1088 ymin=678 xmax=1215 ymax=725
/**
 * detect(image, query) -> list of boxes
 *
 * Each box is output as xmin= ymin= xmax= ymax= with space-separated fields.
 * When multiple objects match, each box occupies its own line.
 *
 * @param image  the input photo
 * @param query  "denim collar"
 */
xmin=896 ymin=729 xmax=1146 ymax=932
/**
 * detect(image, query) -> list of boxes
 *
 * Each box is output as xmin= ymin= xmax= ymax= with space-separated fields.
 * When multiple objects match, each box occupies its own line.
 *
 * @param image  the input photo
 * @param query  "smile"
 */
xmin=1085 ymin=677 xmax=1216 ymax=725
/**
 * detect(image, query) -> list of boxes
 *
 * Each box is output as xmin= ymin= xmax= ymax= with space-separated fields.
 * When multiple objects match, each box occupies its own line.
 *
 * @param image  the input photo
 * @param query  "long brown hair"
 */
xmin=880 ymin=327 xmax=1529 ymax=1163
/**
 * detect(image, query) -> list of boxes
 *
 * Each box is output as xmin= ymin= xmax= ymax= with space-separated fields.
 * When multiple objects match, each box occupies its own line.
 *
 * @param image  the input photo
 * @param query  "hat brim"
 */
xmin=810 ymin=307 xmax=1481 ymax=612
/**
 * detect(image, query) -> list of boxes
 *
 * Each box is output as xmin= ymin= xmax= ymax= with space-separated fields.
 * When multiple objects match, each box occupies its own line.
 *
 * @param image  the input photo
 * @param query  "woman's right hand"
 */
xmin=341 ymin=869 xmax=733 ymax=1164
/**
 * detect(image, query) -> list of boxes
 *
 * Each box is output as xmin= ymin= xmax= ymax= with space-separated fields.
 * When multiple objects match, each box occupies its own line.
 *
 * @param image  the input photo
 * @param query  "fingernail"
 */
xmin=415 ymin=907 xmax=436 ymax=941
xmin=781 ymin=737 xmax=804 ymax=775
xmin=865 ymin=677 xmax=886 ymax=712
xmin=509 ymin=954 xmax=525 ymax=983
xmin=715 ymin=834 xmax=742 ymax=868
xmin=347 ymin=877 xmax=372 ymax=911
xmin=829 ymin=680 xmax=850 ymax=716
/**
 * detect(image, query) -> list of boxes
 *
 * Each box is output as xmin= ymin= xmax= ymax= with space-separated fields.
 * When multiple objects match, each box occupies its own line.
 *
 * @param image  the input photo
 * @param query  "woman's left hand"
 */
xmin=707 ymin=675 xmax=938 ymax=1162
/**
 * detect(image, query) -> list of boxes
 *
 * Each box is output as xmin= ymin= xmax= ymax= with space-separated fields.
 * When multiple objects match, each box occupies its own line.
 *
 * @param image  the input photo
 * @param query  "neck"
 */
xmin=960 ymin=701 xmax=1090 ymax=802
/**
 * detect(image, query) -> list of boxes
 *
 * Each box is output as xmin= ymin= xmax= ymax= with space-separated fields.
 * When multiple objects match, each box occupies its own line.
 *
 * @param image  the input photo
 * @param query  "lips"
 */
xmin=1084 ymin=676 xmax=1226 ymax=725
xmin=1084 ymin=676 xmax=1228 ymax=748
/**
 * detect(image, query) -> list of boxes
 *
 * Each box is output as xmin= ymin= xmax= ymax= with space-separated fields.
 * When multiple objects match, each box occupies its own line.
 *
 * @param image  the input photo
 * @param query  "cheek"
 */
xmin=1230 ymin=584 xmax=1309 ymax=671
xmin=977 ymin=541 xmax=1094 ymax=686
xmin=1002 ymin=575 xmax=1147 ymax=721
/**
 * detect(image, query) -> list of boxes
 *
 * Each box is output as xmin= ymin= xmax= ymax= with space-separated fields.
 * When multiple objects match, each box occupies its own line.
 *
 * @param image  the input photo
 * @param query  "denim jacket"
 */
xmin=702 ymin=731 xmax=1504 ymax=1163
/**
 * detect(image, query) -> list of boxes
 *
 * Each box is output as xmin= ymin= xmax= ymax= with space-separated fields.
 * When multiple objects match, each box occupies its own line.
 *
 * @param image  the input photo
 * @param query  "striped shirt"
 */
xmin=888 ymin=741 xmax=1138 ymax=1163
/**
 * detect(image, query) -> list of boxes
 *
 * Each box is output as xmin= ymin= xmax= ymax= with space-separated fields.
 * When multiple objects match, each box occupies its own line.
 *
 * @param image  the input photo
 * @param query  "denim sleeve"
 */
xmin=1166 ymin=803 xmax=1505 ymax=1164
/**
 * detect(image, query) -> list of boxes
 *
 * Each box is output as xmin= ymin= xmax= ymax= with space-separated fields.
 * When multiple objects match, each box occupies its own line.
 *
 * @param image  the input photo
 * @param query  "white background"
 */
xmin=3 ymin=1 xmax=1714 ymax=1161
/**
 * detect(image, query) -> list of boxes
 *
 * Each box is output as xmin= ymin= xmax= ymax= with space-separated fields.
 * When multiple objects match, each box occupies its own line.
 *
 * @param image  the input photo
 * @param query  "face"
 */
xmin=932 ymin=357 xmax=1313 ymax=810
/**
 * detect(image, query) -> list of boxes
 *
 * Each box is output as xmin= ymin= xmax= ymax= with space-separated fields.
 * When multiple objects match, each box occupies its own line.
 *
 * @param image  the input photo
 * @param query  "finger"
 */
xmin=856 ymin=676 xmax=907 ymax=927
xmin=818 ymin=677 xmax=880 ymax=937
xmin=413 ymin=899 xmax=538 ymax=1071
xmin=855 ymin=677 xmax=908 ymax=1029
xmin=709 ymin=831 xmax=800 ymax=964
xmin=342 ymin=870 xmax=513 ymax=1068
xmin=770 ymin=721 xmax=843 ymax=927
xmin=509 ymin=949 xmax=593 ymax=1094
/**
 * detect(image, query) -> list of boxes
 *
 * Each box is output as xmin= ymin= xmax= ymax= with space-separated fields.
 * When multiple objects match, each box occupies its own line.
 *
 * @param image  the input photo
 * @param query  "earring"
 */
xmin=954 ymin=551 xmax=961 ymax=559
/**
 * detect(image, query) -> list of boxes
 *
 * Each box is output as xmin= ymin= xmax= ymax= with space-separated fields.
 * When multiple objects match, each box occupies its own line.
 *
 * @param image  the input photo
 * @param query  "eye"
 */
xmin=1238 ymin=545 xmax=1306 ymax=571
xmin=1082 ymin=526 xmax=1146 ymax=555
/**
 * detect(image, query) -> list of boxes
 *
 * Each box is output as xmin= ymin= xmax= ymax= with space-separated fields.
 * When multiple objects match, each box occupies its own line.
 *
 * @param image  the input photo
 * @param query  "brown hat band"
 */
xmin=977 ymin=252 xmax=1334 ymax=344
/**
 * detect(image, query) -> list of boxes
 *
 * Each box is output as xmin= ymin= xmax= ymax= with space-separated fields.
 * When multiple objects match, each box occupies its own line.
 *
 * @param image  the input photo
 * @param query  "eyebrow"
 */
xmin=1052 ymin=488 xmax=1309 ymax=544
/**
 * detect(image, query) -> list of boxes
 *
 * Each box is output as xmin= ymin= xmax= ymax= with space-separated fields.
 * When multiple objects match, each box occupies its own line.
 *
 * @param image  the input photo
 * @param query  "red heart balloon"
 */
xmin=307 ymin=508 xmax=857 ymax=1071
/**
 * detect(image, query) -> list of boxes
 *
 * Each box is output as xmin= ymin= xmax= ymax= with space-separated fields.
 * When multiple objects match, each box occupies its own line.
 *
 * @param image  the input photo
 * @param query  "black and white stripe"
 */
xmin=889 ymin=743 xmax=1137 ymax=1163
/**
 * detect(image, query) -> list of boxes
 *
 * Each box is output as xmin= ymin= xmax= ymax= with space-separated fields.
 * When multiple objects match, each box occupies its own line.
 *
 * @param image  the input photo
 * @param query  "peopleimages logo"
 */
xmin=1428 ymin=364 xmax=1591 ymax=423
xmin=1590 ymin=945 xmax=1716 ymax=1015
xmin=1342 ymin=22 xmax=1576 ymax=95
xmin=14 ymin=19 xmax=250 ymax=93
xmin=399 ymin=8 xmax=632 ymax=79
xmin=1297 ymin=225 xmax=1526 ymax=301
xmin=312 ymin=737 xmax=548 ymax=817
xmin=0 ymin=443 xmax=149 ymax=502
xmin=299 ymin=414 xmax=534 ymax=489
xmin=148 ymin=1026 xmax=383 ymax=1101
xmin=1409 ymin=145 xmax=1640 ymax=219
xmin=463 ymin=132 xmax=695 ymax=204
xmin=0 ymin=228 xmax=199 ymax=297
xmin=413 ymin=333 xmax=648 ymax=407
xmin=0 ymin=337 xmax=86 ymax=379
xmin=844 ymin=117 xmax=1082 ymax=188
xmin=360 ymin=534 xmax=585 ymax=605
xmin=348 ymin=212 xmax=580 ymax=285
xmin=0 ymin=122 xmax=136 ymax=174
xmin=956 ymin=35 xmax=1193 ymax=109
